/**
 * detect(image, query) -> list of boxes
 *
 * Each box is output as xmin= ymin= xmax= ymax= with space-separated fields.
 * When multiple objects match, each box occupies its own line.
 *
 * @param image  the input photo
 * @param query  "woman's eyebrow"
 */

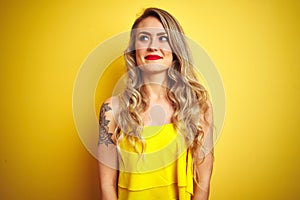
xmin=137 ymin=31 xmax=167 ymax=36
xmin=157 ymin=32 xmax=167 ymax=36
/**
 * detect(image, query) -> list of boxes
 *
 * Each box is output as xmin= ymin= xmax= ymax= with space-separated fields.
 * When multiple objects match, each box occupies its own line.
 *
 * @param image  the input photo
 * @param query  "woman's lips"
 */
xmin=145 ymin=55 xmax=162 ymax=60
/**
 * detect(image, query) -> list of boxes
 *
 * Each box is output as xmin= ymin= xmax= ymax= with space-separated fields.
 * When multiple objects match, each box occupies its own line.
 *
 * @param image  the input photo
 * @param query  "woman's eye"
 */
xmin=139 ymin=35 xmax=149 ymax=41
xmin=159 ymin=36 xmax=169 ymax=42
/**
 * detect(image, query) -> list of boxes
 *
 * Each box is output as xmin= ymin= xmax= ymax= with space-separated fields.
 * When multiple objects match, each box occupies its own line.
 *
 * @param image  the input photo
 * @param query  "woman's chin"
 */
xmin=138 ymin=64 xmax=169 ymax=74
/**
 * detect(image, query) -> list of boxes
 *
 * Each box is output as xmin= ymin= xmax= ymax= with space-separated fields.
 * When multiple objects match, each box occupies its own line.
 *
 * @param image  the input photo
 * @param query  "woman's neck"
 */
xmin=142 ymin=72 xmax=168 ymax=100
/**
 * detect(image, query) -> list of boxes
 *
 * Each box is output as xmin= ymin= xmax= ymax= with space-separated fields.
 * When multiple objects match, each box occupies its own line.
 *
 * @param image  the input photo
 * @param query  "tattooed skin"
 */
xmin=98 ymin=103 xmax=114 ymax=146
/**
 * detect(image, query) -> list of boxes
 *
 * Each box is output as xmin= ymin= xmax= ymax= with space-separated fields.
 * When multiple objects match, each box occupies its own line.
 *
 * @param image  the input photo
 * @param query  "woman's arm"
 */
xmin=97 ymin=98 xmax=118 ymax=200
xmin=192 ymin=101 xmax=214 ymax=200
xmin=98 ymin=162 xmax=118 ymax=200
xmin=192 ymin=152 xmax=214 ymax=200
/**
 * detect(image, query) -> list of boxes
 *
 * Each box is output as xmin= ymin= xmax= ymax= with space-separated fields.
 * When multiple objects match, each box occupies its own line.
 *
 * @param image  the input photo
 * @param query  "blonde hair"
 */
xmin=116 ymin=7 xmax=211 ymax=184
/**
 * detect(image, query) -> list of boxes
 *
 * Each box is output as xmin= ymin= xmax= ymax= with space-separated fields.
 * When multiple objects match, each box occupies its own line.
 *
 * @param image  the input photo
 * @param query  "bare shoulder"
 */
xmin=205 ymin=99 xmax=213 ymax=124
xmin=103 ymin=96 xmax=120 ymax=114
xmin=200 ymin=98 xmax=213 ymax=127
xmin=101 ymin=96 xmax=120 ymax=119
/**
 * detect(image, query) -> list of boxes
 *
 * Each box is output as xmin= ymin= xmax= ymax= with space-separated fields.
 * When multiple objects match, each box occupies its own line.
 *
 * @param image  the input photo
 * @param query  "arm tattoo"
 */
xmin=98 ymin=103 xmax=114 ymax=146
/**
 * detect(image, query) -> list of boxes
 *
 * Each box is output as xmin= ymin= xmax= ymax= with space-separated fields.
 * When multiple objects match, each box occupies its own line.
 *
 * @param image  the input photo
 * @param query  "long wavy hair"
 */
xmin=116 ymin=7 xmax=211 ymax=184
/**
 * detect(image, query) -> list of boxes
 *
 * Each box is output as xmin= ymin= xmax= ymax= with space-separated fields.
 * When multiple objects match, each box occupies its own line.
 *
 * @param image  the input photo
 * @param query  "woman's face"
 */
xmin=135 ymin=16 xmax=173 ymax=74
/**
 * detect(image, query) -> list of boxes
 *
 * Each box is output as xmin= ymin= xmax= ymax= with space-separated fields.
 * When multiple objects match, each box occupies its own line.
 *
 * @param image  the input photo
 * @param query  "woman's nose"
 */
xmin=147 ymin=38 xmax=159 ymax=51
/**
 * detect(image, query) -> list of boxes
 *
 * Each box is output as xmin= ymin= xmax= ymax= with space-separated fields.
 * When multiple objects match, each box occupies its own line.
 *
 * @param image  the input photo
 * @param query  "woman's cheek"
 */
xmin=135 ymin=50 xmax=143 ymax=66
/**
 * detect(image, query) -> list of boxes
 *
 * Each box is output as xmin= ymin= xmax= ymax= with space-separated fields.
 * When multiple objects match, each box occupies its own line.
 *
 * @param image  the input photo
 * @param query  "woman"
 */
xmin=98 ymin=7 xmax=214 ymax=200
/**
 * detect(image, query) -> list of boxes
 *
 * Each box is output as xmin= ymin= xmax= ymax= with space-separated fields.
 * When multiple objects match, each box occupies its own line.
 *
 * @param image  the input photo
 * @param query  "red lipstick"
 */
xmin=145 ymin=55 xmax=162 ymax=60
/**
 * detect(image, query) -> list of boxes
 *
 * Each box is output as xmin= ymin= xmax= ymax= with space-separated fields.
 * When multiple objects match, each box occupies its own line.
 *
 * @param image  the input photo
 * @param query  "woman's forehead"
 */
xmin=136 ymin=16 xmax=163 ymax=28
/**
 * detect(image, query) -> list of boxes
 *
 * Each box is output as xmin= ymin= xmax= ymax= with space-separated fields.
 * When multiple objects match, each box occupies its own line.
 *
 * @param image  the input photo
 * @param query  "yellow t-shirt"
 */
xmin=118 ymin=124 xmax=193 ymax=200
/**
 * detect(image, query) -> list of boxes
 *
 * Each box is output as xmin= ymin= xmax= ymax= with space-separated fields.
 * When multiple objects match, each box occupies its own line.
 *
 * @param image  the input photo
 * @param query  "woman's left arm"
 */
xmin=192 ymin=151 xmax=214 ymax=200
xmin=192 ymin=101 xmax=214 ymax=200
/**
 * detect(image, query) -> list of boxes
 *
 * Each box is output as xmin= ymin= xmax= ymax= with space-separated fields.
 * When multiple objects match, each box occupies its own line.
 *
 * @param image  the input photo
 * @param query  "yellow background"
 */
xmin=1 ymin=0 xmax=299 ymax=199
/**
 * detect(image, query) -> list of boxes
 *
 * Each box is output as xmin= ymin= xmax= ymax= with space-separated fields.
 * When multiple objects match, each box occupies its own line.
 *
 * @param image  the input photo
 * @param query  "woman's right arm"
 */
xmin=97 ymin=98 xmax=118 ymax=200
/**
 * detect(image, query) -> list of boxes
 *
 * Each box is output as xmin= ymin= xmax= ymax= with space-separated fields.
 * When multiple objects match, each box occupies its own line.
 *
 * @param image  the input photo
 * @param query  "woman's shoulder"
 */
xmin=102 ymin=96 xmax=120 ymax=117
xmin=103 ymin=96 xmax=119 ymax=105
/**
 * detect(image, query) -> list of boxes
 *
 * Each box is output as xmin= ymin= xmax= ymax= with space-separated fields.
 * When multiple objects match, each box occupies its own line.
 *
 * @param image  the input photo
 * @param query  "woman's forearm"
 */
xmin=192 ymin=183 xmax=210 ymax=200
xmin=193 ymin=152 xmax=214 ymax=200
xmin=100 ymin=184 xmax=117 ymax=200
